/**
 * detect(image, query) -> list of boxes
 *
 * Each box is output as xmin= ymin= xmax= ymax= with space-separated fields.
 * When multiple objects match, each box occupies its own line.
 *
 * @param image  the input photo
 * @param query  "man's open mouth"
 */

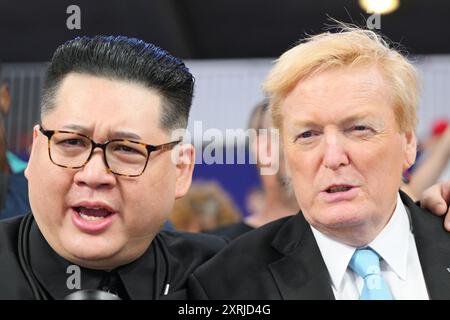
xmin=74 ymin=207 xmax=114 ymax=221
xmin=325 ymin=185 xmax=353 ymax=193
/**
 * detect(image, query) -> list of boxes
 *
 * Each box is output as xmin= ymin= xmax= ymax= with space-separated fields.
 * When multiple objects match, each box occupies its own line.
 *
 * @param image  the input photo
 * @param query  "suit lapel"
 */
xmin=268 ymin=193 xmax=450 ymax=300
xmin=268 ymin=213 xmax=335 ymax=300
xmin=401 ymin=191 xmax=450 ymax=299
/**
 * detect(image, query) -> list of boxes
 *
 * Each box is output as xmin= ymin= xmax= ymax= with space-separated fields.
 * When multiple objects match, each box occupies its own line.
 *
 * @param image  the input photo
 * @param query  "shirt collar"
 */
xmin=311 ymin=192 xmax=411 ymax=289
xmin=29 ymin=220 xmax=156 ymax=299
xmin=368 ymin=193 xmax=410 ymax=280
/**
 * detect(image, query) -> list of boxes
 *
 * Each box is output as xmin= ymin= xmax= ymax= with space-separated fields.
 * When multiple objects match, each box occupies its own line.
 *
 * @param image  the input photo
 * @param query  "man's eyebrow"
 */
xmin=60 ymin=125 xmax=142 ymax=140
xmin=291 ymin=112 xmax=378 ymax=128
xmin=338 ymin=113 xmax=377 ymax=126
xmin=61 ymin=124 xmax=89 ymax=132
xmin=111 ymin=131 xmax=142 ymax=141
xmin=291 ymin=119 xmax=319 ymax=129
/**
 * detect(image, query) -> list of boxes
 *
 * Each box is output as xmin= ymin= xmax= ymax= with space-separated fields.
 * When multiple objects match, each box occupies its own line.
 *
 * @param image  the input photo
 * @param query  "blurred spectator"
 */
xmin=245 ymin=187 xmax=265 ymax=217
xmin=170 ymin=181 xmax=241 ymax=232
xmin=210 ymin=100 xmax=299 ymax=240
xmin=421 ymin=118 xmax=448 ymax=151
xmin=0 ymin=63 xmax=30 ymax=219
xmin=406 ymin=119 xmax=450 ymax=199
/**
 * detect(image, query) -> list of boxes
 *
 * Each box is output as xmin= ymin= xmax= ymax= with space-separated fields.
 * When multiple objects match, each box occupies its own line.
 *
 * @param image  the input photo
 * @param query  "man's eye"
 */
xmin=295 ymin=131 xmax=319 ymax=143
xmin=112 ymin=144 xmax=147 ymax=157
xmin=61 ymin=139 xmax=85 ymax=146
xmin=353 ymin=125 xmax=369 ymax=131
xmin=115 ymin=145 xmax=139 ymax=153
xmin=299 ymin=131 xmax=314 ymax=139
xmin=347 ymin=125 xmax=376 ymax=137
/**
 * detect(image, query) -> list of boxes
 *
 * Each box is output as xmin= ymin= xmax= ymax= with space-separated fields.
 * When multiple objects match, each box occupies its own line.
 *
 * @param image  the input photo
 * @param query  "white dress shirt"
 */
xmin=311 ymin=193 xmax=429 ymax=300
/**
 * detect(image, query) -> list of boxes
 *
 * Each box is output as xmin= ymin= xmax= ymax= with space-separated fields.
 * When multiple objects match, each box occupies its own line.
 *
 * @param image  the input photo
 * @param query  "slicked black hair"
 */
xmin=41 ymin=35 xmax=194 ymax=130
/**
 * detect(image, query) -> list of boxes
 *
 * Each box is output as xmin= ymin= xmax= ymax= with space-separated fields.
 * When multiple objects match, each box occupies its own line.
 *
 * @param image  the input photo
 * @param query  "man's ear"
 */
xmin=403 ymin=129 xmax=417 ymax=171
xmin=24 ymin=125 xmax=40 ymax=180
xmin=174 ymin=143 xmax=195 ymax=199
xmin=0 ymin=83 xmax=11 ymax=115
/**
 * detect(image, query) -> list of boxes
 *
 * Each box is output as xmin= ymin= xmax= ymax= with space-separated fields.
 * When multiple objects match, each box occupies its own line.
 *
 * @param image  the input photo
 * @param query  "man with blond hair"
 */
xmin=188 ymin=26 xmax=450 ymax=300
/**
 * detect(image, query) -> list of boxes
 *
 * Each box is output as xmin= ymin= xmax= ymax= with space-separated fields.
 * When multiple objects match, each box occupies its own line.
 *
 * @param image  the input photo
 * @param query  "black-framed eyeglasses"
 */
xmin=39 ymin=125 xmax=180 ymax=177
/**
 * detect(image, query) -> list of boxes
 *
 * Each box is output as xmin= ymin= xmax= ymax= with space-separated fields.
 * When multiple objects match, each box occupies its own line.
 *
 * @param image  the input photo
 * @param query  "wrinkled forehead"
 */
xmin=280 ymin=66 xmax=393 ymax=123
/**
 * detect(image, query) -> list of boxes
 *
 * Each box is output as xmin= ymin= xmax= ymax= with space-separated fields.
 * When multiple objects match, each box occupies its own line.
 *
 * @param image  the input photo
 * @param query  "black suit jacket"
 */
xmin=189 ymin=191 xmax=450 ymax=299
xmin=0 ymin=214 xmax=227 ymax=299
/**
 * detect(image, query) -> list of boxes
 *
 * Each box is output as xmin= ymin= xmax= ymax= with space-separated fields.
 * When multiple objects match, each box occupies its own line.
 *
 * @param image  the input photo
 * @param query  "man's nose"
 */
xmin=322 ymin=132 xmax=350 ymax=170
xmin=73 ymin=150 xmax=116 ymax=188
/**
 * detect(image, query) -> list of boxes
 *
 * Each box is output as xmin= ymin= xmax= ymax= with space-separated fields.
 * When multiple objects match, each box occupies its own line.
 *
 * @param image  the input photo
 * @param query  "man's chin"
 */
xmin=312 ymin=212 xmax=367 ymax=233
xmin=327 ymin=215 xmax=366 ymax=228
xmin=61 ymin=242 xmax=123 ymax=269
xmin=69 ymin=255 xmax=121 ymax=270
xmin=314 ymin=214 xmax=377 ymax=246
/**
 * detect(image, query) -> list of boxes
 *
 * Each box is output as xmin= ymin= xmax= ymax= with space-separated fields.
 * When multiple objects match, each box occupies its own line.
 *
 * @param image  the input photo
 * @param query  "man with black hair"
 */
xmin=0 ymin=36 xmax=226 ymax=299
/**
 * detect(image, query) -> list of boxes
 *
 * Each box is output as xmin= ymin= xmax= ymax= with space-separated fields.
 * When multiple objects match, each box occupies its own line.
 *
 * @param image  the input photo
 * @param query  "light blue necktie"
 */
xmin=348 ymin=248 xmax=393 ymax=300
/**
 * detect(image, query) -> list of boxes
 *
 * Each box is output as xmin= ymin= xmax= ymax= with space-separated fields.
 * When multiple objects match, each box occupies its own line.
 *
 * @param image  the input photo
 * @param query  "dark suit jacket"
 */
xmin=0 ymin=214 xmax=227 ymax=299
xmin=189 ymin=191 xmax=450 ymax=299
